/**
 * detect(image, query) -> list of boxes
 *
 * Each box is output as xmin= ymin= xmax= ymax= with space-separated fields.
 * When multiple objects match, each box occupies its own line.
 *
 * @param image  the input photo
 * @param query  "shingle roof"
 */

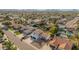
xmin=32 ymin=29 xmax=50 ymax=40
xmin=66 ymin=17 xmax=79 ymax=29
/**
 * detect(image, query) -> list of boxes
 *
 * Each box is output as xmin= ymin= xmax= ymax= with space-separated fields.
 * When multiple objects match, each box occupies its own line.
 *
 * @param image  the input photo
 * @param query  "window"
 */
xmin=32 ymin=37 xmax=36 ymax=39
xmin=31 ymin=36 xmax=36 ymax=40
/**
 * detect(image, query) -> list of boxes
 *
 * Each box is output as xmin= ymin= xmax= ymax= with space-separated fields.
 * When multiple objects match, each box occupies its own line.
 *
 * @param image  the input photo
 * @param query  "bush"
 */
xmin=49 ymin=24 xmax=58 ymax=36
xmin=3 ymin=39 xmax=17 ymax=50
xmin=14 ymin=31 xmax=21 ymax=35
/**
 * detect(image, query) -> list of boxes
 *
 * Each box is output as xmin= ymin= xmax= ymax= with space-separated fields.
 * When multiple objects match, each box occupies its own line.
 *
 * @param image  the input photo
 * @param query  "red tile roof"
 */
xmin=49 ymin=36 xmax=73 ymax=50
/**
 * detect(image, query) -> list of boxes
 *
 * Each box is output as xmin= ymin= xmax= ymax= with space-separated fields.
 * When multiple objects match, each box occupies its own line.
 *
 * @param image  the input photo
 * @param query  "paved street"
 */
xmin=2 ymin=30 xmax=36 ymax=50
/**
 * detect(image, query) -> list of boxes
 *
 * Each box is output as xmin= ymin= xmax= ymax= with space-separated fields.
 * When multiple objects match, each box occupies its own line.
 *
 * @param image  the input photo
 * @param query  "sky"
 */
xmin=0 ymin=0 xmax=78 ymax=9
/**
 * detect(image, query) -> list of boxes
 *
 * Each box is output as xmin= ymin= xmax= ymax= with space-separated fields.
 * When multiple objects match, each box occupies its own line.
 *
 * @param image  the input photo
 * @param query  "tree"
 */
xmin=0 ymin=28 xmax=4 ymax=37
xmin=0 ymin=28 xmax=4 ymax=42
xmin=3 ymin=39 xmax=17 ymax=50
xmin=61 ymin=15 xmax=65 ymax=18
xmin=4 ymin=15 xmax=10 ymax=20
xmin=49 ymin=24 xmax=58 ymax=36
xmin=2 ymin=21 xmax=11 ymax=26
xmin=69 ymin=35 xmax=79 ymax=50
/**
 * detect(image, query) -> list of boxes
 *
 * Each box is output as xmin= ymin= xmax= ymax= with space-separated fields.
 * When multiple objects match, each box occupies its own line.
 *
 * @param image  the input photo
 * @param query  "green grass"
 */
xmin=14 ymin=31 xmax=21 ymax=35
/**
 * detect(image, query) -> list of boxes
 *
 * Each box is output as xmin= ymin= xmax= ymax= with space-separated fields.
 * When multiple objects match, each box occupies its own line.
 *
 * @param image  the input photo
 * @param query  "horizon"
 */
xmin=0 ymin=9 xmax=79 ymax=12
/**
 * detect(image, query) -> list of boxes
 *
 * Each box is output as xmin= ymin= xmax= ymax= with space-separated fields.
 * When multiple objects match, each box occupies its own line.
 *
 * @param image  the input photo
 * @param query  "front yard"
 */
xmin=8 ymin=27 xmax=21 ymax=35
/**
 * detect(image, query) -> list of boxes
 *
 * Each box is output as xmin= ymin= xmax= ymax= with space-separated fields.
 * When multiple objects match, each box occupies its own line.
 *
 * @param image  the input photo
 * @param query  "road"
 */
xmin=2 ymin=30 xmax=36 ymax=50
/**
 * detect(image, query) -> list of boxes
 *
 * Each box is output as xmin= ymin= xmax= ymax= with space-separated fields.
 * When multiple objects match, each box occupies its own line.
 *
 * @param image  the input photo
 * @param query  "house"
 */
xmin=11 ymin=15 xmax=19 ymax=19
xmin=49 ymin=36 xmax=73 ymax=50
xmin=20 ymin=25 xmax=32 ymax=32
xmin=57 ymin=23 xmax=66 ymax=29
xmin=23 ymin=28 xmax=35 ymax=36
xmin=0 ymin=15 xmax=5 ymax=21
xmin=57 ymin=18 xmax=67 ymax=24
xmin=32 ymin=19 xmax=42 ymax=23
xmin=57 ymin=18 xmax=67 ymax=29
xmin=56 ymin=27 xmax=68 ymax=38
xmin=20 ymin=17 xmax=26 ymax=21
xmin=0 ymin=15 xmax=5 ymax=18
xmin=65 ymin=17 xmax=79 ymax=31
xmin=30 ymin=29 xmax=50 ymax=42
xmin=59 ymin=32 xmax=68 ymax=38
xmin=20 ymin=25 xmax=36 ymax=37
xmin=23 ymin=30 xmax=32 ymax=35
xmin=31 ymin=19 xmax=47 ymax=27
xmin=27 ymin=19 xmax=32 ymax=24
xmin=1 ymin=25 xmax=8 ymax=30
xmin=10 ymin=20 xmax=21 ymax=30
xmin=50 ymin=16 xmax=60 ymax=19
xmin=56 ymin=28 xmax=74 ymax=38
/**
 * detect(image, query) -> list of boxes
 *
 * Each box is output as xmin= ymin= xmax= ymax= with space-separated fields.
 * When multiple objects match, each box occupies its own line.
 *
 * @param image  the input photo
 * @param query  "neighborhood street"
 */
xmin=2 ymin=30 xmax=36 ymax=50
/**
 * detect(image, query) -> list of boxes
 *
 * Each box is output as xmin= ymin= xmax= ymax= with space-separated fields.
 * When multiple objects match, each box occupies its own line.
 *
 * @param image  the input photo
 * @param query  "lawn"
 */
xmin=14 ymin=31 xmax=21 ymax=35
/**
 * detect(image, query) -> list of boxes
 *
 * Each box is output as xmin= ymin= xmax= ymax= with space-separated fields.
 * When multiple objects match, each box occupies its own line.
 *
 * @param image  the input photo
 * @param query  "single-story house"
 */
xmin=65 ymin=17 xmax=79 ymax=31
xmin=57 ymin=18 xmax=67 ymax=24
xmin=22 ymin=26 xmax=36 ymax=36
xmin=1 ymin=25 xmax=8 ymax=30
xmin=11 ymin=20 xmax=21 ymax=30
xmin=30 ymin=29 xmax=50 ymax=42
xmin=57 ymin=24 xmax=66 ymax=29
xmin=49 ymin=36 xmax=73 ymax=50
xmin=23 ymin=29 xmax=34 ymax=36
